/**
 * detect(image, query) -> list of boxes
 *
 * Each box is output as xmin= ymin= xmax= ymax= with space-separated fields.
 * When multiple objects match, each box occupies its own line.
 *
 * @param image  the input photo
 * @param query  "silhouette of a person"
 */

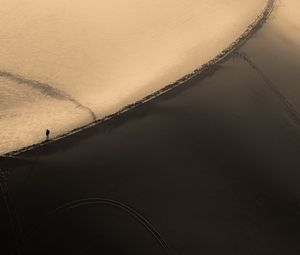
xmin=46 ymin=129 xmax=50 ymax=140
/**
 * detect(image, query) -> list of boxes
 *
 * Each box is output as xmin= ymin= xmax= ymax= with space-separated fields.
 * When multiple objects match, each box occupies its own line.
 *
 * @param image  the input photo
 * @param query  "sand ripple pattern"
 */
xmin=0 ymin=71 xmax=96 ymax=121
xmin=1 ymin=0 xmax=275 ymax=155
xmin=0 ymin=76 xmax=94 ymax=154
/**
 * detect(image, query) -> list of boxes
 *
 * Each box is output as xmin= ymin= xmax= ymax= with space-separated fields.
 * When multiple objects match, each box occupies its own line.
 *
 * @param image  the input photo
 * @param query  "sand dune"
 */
xmin=273 ymin=0 xmax=300 ymax=43
xmin=0 ymin=0 xmax=267 ymax=154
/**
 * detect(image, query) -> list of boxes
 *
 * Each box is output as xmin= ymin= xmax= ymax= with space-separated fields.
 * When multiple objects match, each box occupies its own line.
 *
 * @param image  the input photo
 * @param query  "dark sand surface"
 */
xmin=1 ymin=3 xmax=300 ymax=255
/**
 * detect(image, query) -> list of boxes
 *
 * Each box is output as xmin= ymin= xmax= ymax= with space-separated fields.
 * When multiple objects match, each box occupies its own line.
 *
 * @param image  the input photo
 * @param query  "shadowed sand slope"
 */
xmin=0 ymin=0 xmax=267 ymax=154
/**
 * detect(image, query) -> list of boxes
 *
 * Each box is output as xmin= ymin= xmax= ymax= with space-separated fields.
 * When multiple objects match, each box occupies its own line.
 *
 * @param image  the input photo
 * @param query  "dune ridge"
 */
xmin=0 ymin=0 xmax=272 ymax=155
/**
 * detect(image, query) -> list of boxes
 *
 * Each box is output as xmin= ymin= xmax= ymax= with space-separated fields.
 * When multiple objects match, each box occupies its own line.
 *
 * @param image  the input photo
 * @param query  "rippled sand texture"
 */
xmin=0 ymin=0 xmax=267 ymax=154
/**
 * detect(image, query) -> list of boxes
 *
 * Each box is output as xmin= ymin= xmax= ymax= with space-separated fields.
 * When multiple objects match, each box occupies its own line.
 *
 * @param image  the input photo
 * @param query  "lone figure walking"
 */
xmin=46 ymin=129 xmax=50 ymax=140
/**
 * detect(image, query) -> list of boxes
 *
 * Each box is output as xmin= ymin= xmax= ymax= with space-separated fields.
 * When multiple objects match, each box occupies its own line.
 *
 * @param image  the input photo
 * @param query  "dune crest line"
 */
xmin=3 ymin=0 xmax=275 ymax=156
xmin=0 ymin=70 xmax=96 ymax=121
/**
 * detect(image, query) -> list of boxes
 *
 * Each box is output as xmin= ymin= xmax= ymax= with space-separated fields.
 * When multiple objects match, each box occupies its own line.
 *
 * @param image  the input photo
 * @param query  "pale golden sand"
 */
xmin=0 ymin=0 xmax=267 ymax=154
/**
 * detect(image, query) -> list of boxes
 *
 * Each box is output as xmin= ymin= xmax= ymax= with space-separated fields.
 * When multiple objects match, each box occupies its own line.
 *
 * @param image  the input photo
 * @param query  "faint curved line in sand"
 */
xmin=235 ymin=52 xmax=300 ymax=126
xmin=0 ymin=70 xmax=96 ymax=121
xmin=4 ymin=0 xmax=275 ymax=156
xmin=23 ymin=198 xmax=175 ymax=255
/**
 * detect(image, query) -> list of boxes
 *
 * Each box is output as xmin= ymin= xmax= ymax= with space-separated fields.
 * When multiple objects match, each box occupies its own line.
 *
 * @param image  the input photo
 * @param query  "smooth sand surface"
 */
xmin=0 ymin=0 xmax=267 ymax=154
xmin=274 ymin=0 xmax=300 ymax=43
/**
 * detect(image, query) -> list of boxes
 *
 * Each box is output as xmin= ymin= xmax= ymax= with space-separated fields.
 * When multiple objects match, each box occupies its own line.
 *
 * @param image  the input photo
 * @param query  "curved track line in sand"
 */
xmin=235 ymin=52 xmax=300 ymax=126
xmin=23 ymin=198 xmax=175 ymax=255
xmin=0 ymin=71 xmax=96 ymax=121
xmin=4 ymin=0 xmax=275 ymax=156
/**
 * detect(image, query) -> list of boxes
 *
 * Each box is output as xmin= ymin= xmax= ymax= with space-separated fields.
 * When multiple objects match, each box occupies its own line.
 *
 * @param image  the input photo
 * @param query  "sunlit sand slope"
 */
xmin=0 ymin=0 xmax=267 ymax=154
xmin=273 ymin=0 xmax=300 ymax=43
